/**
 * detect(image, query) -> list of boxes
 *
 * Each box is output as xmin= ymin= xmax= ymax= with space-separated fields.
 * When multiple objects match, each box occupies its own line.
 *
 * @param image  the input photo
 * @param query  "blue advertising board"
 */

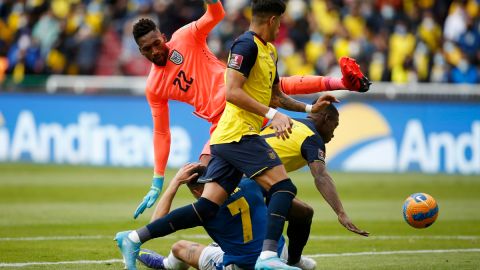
xmin=0 ymin=94 xmax=479 ymax=174
xmin=324 ymin=101 xmax=480 ymax=175
xmin=0 ymin=93 xmax=210 ymax=168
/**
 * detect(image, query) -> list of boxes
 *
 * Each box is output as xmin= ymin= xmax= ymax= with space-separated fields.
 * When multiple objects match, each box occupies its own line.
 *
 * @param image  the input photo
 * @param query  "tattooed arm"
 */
xmin=270 ymin=84 xmax=340 ymax=113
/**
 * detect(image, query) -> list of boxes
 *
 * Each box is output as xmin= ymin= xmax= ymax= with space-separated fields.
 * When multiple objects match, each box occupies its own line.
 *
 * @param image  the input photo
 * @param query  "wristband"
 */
xmin=305 ymin=104 xmax=313 ymax=113
xmin=265 ymin=108 xmax=278 ymax=120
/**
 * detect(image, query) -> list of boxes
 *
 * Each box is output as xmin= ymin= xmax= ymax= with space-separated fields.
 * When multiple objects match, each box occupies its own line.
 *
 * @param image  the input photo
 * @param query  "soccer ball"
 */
xmin=402 ymin=193 xmax=439 ymax=228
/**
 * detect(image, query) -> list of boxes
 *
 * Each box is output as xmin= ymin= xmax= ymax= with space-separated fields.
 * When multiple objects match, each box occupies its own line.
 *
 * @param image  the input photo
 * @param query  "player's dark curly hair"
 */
xmin=133 ymin=18 xmax=158 ymax=44
xmin=186 ymin=165 xmax=207 ymax=188
xmin=252 ymin=0 xmax=286 ymax=17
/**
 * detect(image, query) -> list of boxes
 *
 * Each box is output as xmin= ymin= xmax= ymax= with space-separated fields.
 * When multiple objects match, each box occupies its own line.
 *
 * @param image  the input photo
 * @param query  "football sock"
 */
xmin=286 ymin=217 xmax=312 ymax=264
xmin=259 ymin=250 xmax=278 ymax=260
xmin=128 ymin=231 xmax=141 ymax=243
xmin=163 ymin=250 xmax=188 ymax=270
xmin=263 ymin=179 xmax=297 ymax=252
xmin=137 ymin=197 xmax=219 ymax=242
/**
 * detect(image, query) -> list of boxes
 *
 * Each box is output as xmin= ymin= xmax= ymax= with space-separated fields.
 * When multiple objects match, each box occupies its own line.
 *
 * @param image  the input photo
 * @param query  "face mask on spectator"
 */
xmin=395 ymin=25 xmax=407 ymax=35
xmin=458 ymin=60 xmax=469 ymax=72
xmin=423 ymin=18 xmax=434 ymax=30
xmin=381 ymin=5 xmax=394 ymax=20
xmin=443 ymin=41 xmax=455 ymax=53
xmin=433 ymin=53 xmax=445 ymax=66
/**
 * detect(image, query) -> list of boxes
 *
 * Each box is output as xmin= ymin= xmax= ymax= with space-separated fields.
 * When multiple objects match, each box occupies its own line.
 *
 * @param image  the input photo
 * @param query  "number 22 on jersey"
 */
xmin=227 ymin=197 xmax=253 ymax=243
xmin=173 ymin=70 xmax=194 ymax=92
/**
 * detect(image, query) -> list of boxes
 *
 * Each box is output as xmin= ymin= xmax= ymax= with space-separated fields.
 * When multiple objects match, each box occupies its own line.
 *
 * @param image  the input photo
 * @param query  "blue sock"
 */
xmin=138 ymin=197 xmax=219 ymax=242
xmin=263 ymin=179 xmax=297 ymax=252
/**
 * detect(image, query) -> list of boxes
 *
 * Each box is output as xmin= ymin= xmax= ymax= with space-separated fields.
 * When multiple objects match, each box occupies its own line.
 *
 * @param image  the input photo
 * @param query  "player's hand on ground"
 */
xmin=311 ymin=94 xmax=340 ymax=113
xmin=338 ymin=211 xmax=370 ymax=237
xmin=133 ymin=176 xmax=164 ymax=219
xmin=270 ymin=112 xmax=293 ymax=140
xmin=171 ymin=162 xmax=201 ymax=187
xmin=339 ymin=56 xmax=371 ymax=92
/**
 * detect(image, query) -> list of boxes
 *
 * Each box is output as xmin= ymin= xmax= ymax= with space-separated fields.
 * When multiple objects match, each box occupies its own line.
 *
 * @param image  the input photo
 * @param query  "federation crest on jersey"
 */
xmin=169 ymin=50 xmax=183 ymax=65
xmin=267 ymin=149 xmax=277 ymax=160
xmin=228 ymin=54 xmax=244 ymax=69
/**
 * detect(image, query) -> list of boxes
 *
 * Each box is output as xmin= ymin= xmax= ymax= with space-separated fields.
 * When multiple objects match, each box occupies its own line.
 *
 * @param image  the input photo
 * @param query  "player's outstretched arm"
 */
xmin=226 ymin=69 xmax=292 ymax=139
xmin=279 ymin=57 xmax=371 ymax=94
xmin=134 ymin=97 xmax=170 ymax=219
xmin=150 ymin=163 xmax=201 ymax=222
xmin=194 ymin=0 xmax=225 ymax=39
xmin=270 ymin=84 xmax=339 ymax=113
xmin=308 ymin=161 xmax=370 ymax=237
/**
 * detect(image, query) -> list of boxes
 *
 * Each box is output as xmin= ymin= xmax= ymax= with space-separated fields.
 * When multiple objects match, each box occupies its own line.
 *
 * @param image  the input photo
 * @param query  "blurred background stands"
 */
xmin=0 ymin=0 xmax=479 ymax=92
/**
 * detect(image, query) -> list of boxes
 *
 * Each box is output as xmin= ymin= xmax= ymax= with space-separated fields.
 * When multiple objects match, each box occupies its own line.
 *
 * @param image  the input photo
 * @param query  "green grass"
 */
xmin=0 ymin=163 xmax=479 ymax=269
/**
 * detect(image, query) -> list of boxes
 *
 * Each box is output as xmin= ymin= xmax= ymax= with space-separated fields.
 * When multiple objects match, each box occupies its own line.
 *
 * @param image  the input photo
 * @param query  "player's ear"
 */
xmin=193 ymin=188 xmax=203 ymax=198
xmin=268 ymin=15 xmax=276 ymax=26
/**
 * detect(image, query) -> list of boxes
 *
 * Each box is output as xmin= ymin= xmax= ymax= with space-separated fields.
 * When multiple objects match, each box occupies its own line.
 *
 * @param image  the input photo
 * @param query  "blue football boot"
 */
xmin=114 ymin=230 xmax=141 ymax=270
xmin=255 ymin=256 xmax=301 ymax=270
xmin=137 ymin=249 xmax=165 ymax=269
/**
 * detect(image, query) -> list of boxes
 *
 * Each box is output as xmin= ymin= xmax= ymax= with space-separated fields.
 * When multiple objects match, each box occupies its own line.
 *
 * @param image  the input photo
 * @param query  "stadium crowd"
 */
xmin=0 ymin=0 xmax=479 ymax=85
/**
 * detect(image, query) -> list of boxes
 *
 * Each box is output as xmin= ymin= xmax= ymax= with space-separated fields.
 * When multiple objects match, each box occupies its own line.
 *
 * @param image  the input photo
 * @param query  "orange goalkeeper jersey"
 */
xmin=145 ymin=2 xmax=226 ymax=175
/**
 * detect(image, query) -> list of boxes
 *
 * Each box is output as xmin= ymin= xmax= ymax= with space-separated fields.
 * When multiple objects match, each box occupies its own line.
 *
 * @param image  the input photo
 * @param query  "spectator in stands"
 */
xmin=451 ymin=56 xmax=479 ymax=84
xmin=0 ymin=0 xmax=478 ymax=86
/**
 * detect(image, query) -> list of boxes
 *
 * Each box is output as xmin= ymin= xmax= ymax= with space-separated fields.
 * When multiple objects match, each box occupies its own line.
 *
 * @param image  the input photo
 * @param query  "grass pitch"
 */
xmin=0 ymin=163 xmax=479 ymax=269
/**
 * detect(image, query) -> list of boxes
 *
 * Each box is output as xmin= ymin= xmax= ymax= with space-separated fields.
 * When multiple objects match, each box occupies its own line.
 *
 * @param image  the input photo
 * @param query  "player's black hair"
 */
xmin=251 ymin=0 xmax=286 ymax=17
xmin=133 ymin=18 xmax=158 ymax=44
xmin=186 ymin=165 xmax=207 ymax=188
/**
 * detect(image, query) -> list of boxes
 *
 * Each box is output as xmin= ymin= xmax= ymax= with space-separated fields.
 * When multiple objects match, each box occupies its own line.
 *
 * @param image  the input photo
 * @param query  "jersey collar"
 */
xmin=249 ymin=31 xmax=267 ymax=45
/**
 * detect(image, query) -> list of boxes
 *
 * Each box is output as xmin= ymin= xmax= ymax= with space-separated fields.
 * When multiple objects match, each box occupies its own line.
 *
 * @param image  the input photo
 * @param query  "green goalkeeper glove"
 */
xmin=133 ymin=176 xmax=164 ymax=219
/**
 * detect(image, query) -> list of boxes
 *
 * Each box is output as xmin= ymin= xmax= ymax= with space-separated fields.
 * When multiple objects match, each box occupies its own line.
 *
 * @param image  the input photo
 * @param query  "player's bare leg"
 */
xmin=171 ymin=240 xmax=205 ymax=269
xmin=201 ymin=181 xmax=228 ymax=205
xmin=199 ymin=154 xmax=212 ymax=167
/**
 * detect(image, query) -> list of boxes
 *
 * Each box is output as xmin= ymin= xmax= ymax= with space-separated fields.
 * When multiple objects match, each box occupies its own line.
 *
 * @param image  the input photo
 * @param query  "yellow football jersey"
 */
xmin=211 ymin=31 xmax=278 ymax=145
xmin=261 ymin=119 xmax=326 ymax=172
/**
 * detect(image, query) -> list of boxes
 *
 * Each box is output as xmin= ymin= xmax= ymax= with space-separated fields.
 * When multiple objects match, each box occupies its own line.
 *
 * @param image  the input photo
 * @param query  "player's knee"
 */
xmin=299 ymin=203 xmax=314 ymax=223
xmin=172 ymin=240 xmax=189 ymax=257
xmin=289 ymin=200 xmax=313 ymax=223
xmin=268 ymin=178 xmax=297 ymax=197
xmin=193 ymin=197 xmax=220 ymax=222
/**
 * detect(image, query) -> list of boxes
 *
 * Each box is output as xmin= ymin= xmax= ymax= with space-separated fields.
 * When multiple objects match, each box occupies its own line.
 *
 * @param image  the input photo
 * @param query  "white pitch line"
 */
xmin=1 ymin=235 xmax=479 ymax=241
xmin=308 ymin=248 xmax=480 ymax=258
xmin=0 ymin=259 xmax=123 ymax=268
xmin=0 ymin=235 xmax=107 ymax=241
xmin=1 ymin=249 xmax=480 ymax=268
xmin=308 ymin=235 xmax=480 ymax=241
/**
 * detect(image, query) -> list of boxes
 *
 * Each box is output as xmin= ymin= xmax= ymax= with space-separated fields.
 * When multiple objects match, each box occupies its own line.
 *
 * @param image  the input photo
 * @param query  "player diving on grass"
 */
xmin=116 ymin=1 xmax=366 ymax=269
xmin=136 ymin=103 xmax=369 ymax=270
xmin=131 ymin=0 xmax=370 ymax=219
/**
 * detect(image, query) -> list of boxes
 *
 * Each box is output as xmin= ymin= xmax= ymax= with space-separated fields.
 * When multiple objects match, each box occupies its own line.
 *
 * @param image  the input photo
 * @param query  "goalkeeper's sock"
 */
xmin=279 ymin=75 xmax=346 ymax=94
xmin=324 ymin=77 xmax=346 ymax=90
